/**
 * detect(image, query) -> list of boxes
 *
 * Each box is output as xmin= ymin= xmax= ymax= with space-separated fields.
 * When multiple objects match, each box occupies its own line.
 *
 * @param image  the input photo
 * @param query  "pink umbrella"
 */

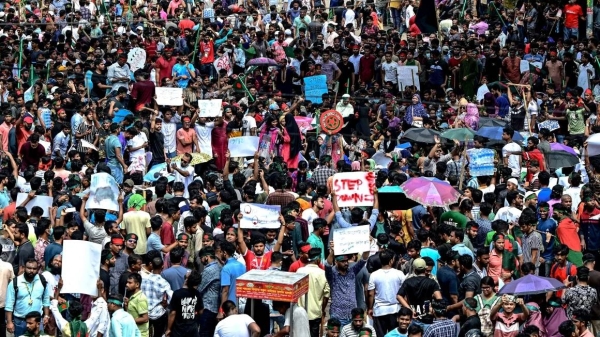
xmin=400 ymin=177 xmax=461 ymax=207
xmin=550 ymin=143 xmax=578 ymax=156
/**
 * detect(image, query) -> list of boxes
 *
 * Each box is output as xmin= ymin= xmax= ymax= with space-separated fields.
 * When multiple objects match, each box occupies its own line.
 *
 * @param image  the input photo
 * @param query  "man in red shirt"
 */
xmin=550 ymin=244 xmax=579 ymax=298
xmin=564 ymin=0 xmax=584 ymax=41
xmin=199 ymin=33 xmax=215 ymax=79
xmin=155 ymin=47 xmax=177 ymax=85
xmin=178 ymin=12 xmax=195 ymax=32
xmin=237 ymin=225 xmax=281 ymax=271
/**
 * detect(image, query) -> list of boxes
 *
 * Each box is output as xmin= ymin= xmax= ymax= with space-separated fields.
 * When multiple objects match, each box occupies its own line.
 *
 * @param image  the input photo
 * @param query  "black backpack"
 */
xmin=14 ymin=274 xmax=48 ymax=308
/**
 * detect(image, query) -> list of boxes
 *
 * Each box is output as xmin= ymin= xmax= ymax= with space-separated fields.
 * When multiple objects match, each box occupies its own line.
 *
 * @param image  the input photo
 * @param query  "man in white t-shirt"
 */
xmin=502 ymin=128 xmax=522 ymax=178
xmin=242 ymin=111 xmax=257 ymax=136
xmin=495 ymin=190 xmax=523 ymax=225
xmin=161 ymin=109 xmax=180 ymax=158
xmin=214 ymin=301 xmax=261 ymax=337
xmin=195 ymin=118 xmax=214 ymax=156
xmin=301 ymin=195 xmax=324 ymax=233
xmin=381 ymin=51 xmax=399 ymax=85
xmin=167 ymin=153 xmax=195 ymax=198
xmin=273 ymin=301 xmax=310 ymax=337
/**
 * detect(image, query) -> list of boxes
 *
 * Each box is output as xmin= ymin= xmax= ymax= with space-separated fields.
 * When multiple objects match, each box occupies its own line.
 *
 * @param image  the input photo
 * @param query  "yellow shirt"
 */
xmin=127 ymin=290 xmax=149 ymax=337
xmin=297 ymin=264 xmax=330 ymax=320
xmin=122 ymin=211 xmax=151 ymax=255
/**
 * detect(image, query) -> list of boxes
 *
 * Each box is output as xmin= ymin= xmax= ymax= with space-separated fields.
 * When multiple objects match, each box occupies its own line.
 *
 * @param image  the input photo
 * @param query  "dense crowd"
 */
xmin=0 ymin=0 xmax=600 ymax=336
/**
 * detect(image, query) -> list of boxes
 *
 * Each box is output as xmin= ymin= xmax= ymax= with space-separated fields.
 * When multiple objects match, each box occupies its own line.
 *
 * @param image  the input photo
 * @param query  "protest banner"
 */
xmin=239 ymin=203 xmax=282 ymax=229
xmin=332 ymin=226 xmax=371 ymax=255
xmin=16 ymin=193 xmax=53 ymax=217
xmin=332 ymin=172 xmax=376 ymax=207
xmin=155 ymin=87 xmax=183 ymax=106
xmin=213 ymin=53 xmax=233 ymax=76
xmin=397 ymin=66 xmax=420 ymax=91
xmin=127 ymin=47 xmax=147 ymax=72
xmin=228 ymin=136 xmax=259 ymax=157
xmin=88 ymin=172 xmax=120 ymax=212
xmin=294 ymin=116 xmax=314 ymax=134
xmin=61 ymin=240 xmax=101 ymax=296
xmin=371 ymin=152 xmax=392 ymax=168
xmin=198 ymin=99 xmax=223 ymax=117
xmin=520 ymin=60 xmax=530 ymax=73
xmin=304 ymin=75 xmax=327 ymax=104
xmin=537 ymin=120 xmax=560 ymax=132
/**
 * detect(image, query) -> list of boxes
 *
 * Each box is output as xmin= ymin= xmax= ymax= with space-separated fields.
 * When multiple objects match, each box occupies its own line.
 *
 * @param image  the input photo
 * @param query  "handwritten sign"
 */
xmin=332 ymin=172 xmax=376 ymax=207
xmin=198 ymin=99 xmax=223 ymax=117
xmin=16 ymin=193 xmax=53 ymax=217
xmin=537 ymin=120 xmax=560 ymax=132
xmin=228 ymin=136 xmax=259 ymax=157
xmin=239 ymin=203 xmax=281 ymax=229
xmin=397 ymin=66 xmax=420 ymax=91
xmin=127 ymin=47 xmax=147 ymax=73
xmin=155 ymin=87 xmax=183 ymax=106
xmin=88 ymin=172 xmax=120 ymax=212
xmin=61 ymin=240 xmax=101 ymax=296
xmin=332 ymin=225 xmax=370 ymax=255
xmin=304 ymin=75 xmax=328 ymax=104
xmin=213 ymin=53 xmax=233 ymax=76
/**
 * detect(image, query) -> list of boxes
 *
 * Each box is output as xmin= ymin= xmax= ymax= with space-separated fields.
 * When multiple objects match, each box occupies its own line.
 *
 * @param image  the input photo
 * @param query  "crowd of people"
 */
xmin=1 ymin=0 xmax=600 ymax=336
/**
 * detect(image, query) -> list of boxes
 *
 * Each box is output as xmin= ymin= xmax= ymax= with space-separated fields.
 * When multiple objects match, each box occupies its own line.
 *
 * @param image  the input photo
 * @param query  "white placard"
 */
xmin=397 ymin=66 xmax=420 ymax=91
xmin=332 ymin=225 xmax=370 ymax=255
xmin=239 ymin=203 xmax=281 ymax=229
xmin=16 ymin=193 xmax=53 ymax=217
xmin=127 ymin=47 xmax=147 ymax=73
xmin=198 ymin=99 xmax=223 ymax=117
xmin=87 ymin=172 xmax=120 ymax=212
xmin=476 ymin=84 xmax=490 ymax=102
xmin=520 ymin=60 xmax=530 ymax=73
xmin=332 ymin=172 xmax=376 ymax=207
xmin=38 ymin=140 xmax=51 ymax=155
xmin=228 ymin=136 xmax=259 ymax=157
xmin=61 ymin=240 xmax=101 ymax=296
xmin=155 ymin=87 xmax=183 ymax=106
xmin=81 ymin=139 xmax=98 ymax=151
xmin=371 ymin=152 xmax=392 ymax=168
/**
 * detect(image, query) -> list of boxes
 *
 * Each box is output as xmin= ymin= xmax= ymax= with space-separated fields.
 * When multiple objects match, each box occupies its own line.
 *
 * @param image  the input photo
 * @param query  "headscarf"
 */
xmin=543 ymin=305 xmax=568 ymax=337
xmin=523 ymin=302 xmax=546 ymax=337
xmin=127 ymin=194 xmax=147 ymax=210
xmin=483 ymin=92 xmax=498 ymax=116
xmin=283 ymin=113 xmax=302 ymax=157
xmin=464 ymin=103 xmax=480 ymax=130
xmin=405 ymin=94 xmax=427 ymax=124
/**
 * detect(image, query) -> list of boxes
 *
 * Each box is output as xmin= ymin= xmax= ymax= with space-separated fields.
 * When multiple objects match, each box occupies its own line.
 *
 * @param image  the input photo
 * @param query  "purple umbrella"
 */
xmin=400 ymin=177 xmax=461 ymax=207
xmin=498 ymin=274 xmax=566 ymax=295
xmin=247 ymin=57 xmax=279 ymax=66
xmin=550 ymin=143 xmax=578 ymax=156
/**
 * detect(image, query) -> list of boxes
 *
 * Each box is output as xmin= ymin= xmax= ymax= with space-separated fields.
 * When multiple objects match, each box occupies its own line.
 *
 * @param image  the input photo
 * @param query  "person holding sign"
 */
xmin=237 ymin=222 xmax=283 ymax=271
xmin=331 ymin=188 xmax=379 ymax=230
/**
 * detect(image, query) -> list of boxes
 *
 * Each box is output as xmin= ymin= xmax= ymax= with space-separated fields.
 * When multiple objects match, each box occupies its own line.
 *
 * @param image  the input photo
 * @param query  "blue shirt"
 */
xmin=105 ymin=134 xmax=122 ymax=165
xmin=146 ymin=233 xmax=164 ymax=253
xmin=497 ymin=94 xmax=510 ymax=118
xmin=421 ymin=247 xmax=441 ymax=276
xmin=452 ymin=243 xmax=474 ymax=260
xmin=172 ymin=63 xmax=195 ymax=88
xmin=0 ymin=187 xmax=10 ymax=208
xmin=110 ymin=308 xmax=141 ymax=337
xmin=325 ymin=258 xmax=366 ymax=320
xmin=334 ymin=209 xmax=379 ymax=231
xmin=5 ymin=274 xmax=51 ymax=317
xmin=385 ymin=329 xmax=408 ymax=337
xmin=161 ymin=265 xmax=189 ymax=291
xmin=437 ymin=265 xmax=459 ymax=304
xmin=538 ymin=187 xmax=552 ymax=204
xmin=537 ymin=218 xmax=557 ymax=259
xmin=220 ymin=257 xmax=246 ymax=302
xmin=52 ymin=131 xmax=71 ymax=159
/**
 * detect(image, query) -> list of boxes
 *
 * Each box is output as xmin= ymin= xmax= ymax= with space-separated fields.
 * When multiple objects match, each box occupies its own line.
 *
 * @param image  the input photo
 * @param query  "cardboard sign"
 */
xmin=155 ymin=87 xmax=183 ymax=106
xmin=213 ymin=54 xmax=233 ymax=77
xmin=236 ymin=269 xmax=309 ymax=302
xmin=239 ymin=203 xmax=281 ymax=229
xmin=332 ymin=225 xmax=371 ymax=255
xmin=88 ymin=172 xmax=120 ymax=212
xmin=16 ymin=193 xmax=53 ymax=217
xmin=198 ymin=99 xmax=223 ymax=117
xmin=332 ymin=172 xmax=376 ymax=207
xmin=537 ymin=120 xmax=560 ymax=132
xmin=304 ymin=75 xmax=328 ymax=104
xmin=61 ymin=240 xmax=101 ymax=296
xmin=228 ymin=136 xmax=260 ymax=157
xmin=397 ymin=66 xmax=420 ymax=91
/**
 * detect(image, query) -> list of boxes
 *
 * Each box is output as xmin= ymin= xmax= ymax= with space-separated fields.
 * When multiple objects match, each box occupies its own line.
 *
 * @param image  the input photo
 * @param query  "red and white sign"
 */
xmin=332 ymin=172 xmax=376 ymax=207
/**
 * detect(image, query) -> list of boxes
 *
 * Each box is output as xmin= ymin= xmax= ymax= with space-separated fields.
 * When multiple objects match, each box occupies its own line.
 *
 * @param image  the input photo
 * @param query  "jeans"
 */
xmin=564 ymin=27 xmax=579 ymax=41
xmin=309 ymin=318 xmax=321 ymax=337
xmin=107 ymin=161 xmax=124 ymax=184
xmin=200 ymin=63 xmax=216 ymax=79
xmin=373 ymin=313 xmax=398 ymax=337
xmin=270 ymin=311 xmax=285 ymax=334
xmin=541 ymin=260 xmax=553 ymax=277
xmin=390 ymin=8 xmax=401 ymax=29
xmin=198 ymin=310 xmax=218 ymax=337
xmin=14 ymin=315 xmax=44 ymax=337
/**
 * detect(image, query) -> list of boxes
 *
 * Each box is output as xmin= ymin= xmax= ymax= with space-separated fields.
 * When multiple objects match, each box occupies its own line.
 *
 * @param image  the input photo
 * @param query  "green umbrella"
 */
xmin=441 ymin=128 xmax=476 ymax=140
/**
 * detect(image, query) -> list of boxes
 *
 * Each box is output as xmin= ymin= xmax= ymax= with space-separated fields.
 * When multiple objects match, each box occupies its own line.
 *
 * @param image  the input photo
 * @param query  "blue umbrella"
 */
xmin=476 ymin=126 xmax=523 ymax=141
xmin=113 ymin=109 xmax=133 ymax=123
xmin=143 ymin=163 xmax=174 ymax=183
xmin=498 ymin=274 xmax=566 ymax=295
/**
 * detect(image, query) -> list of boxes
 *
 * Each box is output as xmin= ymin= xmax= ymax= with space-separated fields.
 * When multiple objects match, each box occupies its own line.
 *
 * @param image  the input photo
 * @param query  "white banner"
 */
xmin=155 ymin=87 xmax=183 ymax=106
xmin=397 ymin=66 xmax=420 ymax=91
xmin=239 ymin=203 xmax=281 ymax=229
xmin=61 ymin=240 xmax=101 ymax=296
xmin=332 ymin=225 xmax=370 ymax=255
xmin=228 ymin=136 xmax=259 ymax=157
xmin=16 ymin=193 xmax=53 ymax=217
xmin=88 ymin=172 xmax=120 ymax=211
xmin=198 ymin=99 xmax=223 ymax=117
xmin=332 ymin=172 xmax=376 ymax=207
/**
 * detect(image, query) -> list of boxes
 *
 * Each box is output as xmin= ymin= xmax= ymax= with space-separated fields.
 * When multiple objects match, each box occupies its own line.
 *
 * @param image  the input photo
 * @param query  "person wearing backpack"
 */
xmin=550 ymin=244 xmax=578 ymax=298
xmin=473 ymin=277 xmax=499 ymax=337
xmin=5 ymin=258 xmax=51 ymax=337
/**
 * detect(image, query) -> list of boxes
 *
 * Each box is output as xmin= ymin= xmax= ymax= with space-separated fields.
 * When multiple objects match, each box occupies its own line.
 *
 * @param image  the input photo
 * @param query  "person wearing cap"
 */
xmin=297 ymin=247 xmax=330 ymax=336
xmin=325 ymin=240 xmax=370 ymax=326
xmin=366 ymin=249 xmax=405 ymax=337
xmin=107 ymin=294 xmax=142 ymax=337
xmin=563 ymin=266 xmax=597 ymax=319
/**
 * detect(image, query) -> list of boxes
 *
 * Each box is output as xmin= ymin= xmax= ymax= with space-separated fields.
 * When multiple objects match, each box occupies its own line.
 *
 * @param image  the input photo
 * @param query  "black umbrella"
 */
xmin=547 ymin=152 xmax=580 ymax=170
xmin=378 ymin=186 xmax=421 ymax=211
xmin=479 ymin=117 xmax=507 ymax=128
xmin=402 ymin=128 xmax=441 ymax=144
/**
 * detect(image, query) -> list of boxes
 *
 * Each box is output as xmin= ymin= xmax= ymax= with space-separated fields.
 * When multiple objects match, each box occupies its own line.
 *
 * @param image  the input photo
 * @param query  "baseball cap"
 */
xmin=413 ymin=258 xmax=426 ymax=270
xmin=583 ymin=253 xmax=596 ymax=263
xmin=177 ymin=233 xmax=190 ymax=241
xmin=123 ymin=179 xmax=135 ymax=188
xmin=23 ymin=116 xmax=33 ymax=124
xmin=125 ymin=233 xmax=139 ymax=241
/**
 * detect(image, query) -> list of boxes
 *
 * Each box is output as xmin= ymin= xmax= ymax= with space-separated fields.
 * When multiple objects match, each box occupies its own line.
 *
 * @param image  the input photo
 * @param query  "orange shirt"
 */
xmin=564 ymin=4 xmax=583 ymax=28
xmin=550 ymin=261 xmax=577 ymax=298
xmin=488 ymin=249 xmax=503 ymax=285
xmin=176 ymin=128 xmax=197 ymax=155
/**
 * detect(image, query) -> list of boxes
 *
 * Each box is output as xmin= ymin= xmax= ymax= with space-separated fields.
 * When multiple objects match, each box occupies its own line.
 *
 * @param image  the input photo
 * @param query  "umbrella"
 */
xmin=476 ymin=126 xmax=524 ymax=141
xmin=113 ymin=109 xmax=133 ymax=123
xmin=498 ymin=274 xmax=566 ymax=295
xmin=441 ymin=128 xmax=476 ymax=141
xmin=400 ymin=177 xmax=461 ymax=207
xmin=172 ymin=152 xmax=213 ymax=165
xmin=547 ymin=151 xmax=579 ymax=169
xmin=378 ymin=185 xmax=421 ymax=210
xmin=479 ymin=117 xmax=507 ymax=128
xmin=143 ymin=163 xmax=174 ymax=183
xmin=247 ymin=57 xmax=278 ymax=66
xmin=550 ymin=143 xmax=578 ymax=156
xmin=401 ymin=128 xmax=441 ymax=144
